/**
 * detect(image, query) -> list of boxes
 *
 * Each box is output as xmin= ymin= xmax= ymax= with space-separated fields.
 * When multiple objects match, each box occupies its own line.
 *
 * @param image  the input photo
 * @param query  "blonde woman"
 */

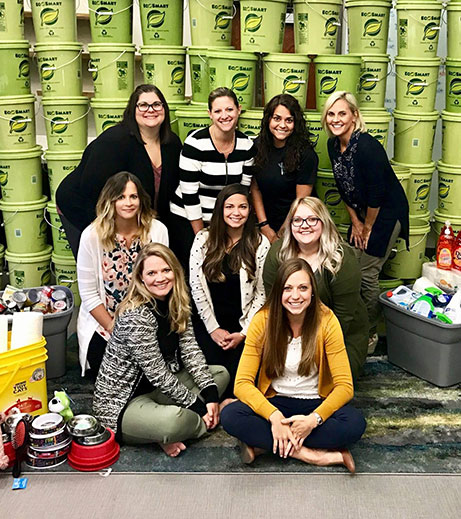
xmin=93 ymin=244 xmax=229 ymax=457
xmin=263 ymin=197 xmax=368 ymax=380
xmin=77 ymin=172 xmax=168 ymax=378
xmin=322 ymin=91 xmax=409 ymax=349
xmin=222 ymin=258 xmax=366 ymax=471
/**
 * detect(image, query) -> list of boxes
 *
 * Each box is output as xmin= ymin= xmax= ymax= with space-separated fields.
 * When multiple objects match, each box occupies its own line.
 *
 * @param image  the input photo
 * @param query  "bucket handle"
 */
xmin=394 ymin=69 xmax=441 ymax=89
xmin=88 ymin=2 xmax=133 ymax=16
xmin=50 ymin=263 xmax=77 ymax=286
xmin=39 ymin=105 xmax=91 ymax=127
xmin=0 ymin=114 xmax=33 ymax=126
xmin=300 ymin=1 xmax=342 ymax=26
xmin=0 ymin=363 xmax=21 ymax=399
xmin=264 ymin=63 xmax=307 ymax=86
xmin=359 ymin=61 xmax=393 ymax=90
xmin=0 ymin=210 xmax=19 ymax=227
xmin=26 ymin=0 xmax=82 ymax=10
xmin=35 ymin=49 xmax=83 ymax=73
xmin=399 ymin=7 xmax=442 ymax=29
xmin=88 ymin=50 xmax=128 ymax=74
xmin=391 ymin=232 xmax=429 ymax=254
xmin=392 ymin=116 xmax=423 ymax=137
xmin=43 ymin=207 xmax=61 ymax=232
xmin=192 ymin=0 xmax=236 ymax=20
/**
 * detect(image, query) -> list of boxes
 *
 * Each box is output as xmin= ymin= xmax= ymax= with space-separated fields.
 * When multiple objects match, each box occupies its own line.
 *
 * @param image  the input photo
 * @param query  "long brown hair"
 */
xmin=263 ymin=258 xmax=322 ymax=378
xmin=203 ymin=184 xmax=260 ymax=282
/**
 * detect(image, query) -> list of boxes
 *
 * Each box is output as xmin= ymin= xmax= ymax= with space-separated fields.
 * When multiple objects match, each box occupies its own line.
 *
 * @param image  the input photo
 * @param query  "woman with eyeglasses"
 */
xmin=56 ymin=84 xmax=182 ymax=258
xmin=251 ymin=94 xmax=318 ymax=243
xmin=263 ymin=197 xmax=369 ymax=381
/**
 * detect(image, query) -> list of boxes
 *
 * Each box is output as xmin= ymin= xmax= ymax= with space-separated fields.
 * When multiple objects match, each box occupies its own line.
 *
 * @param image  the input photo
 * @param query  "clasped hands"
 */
xmin=202 ymin=402 xmax=219 ymax=430
xmin=211 ymin=328 xmax=245 ymax=351
xmin=350 ymin=220 xmax=372 ymax=251
xmin=269 ymin=410 xmax=319 ymax=458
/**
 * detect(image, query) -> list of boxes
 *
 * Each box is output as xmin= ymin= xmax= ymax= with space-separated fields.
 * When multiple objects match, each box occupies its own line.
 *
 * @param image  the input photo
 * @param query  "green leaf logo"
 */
xmin=95 ymin=7 xmax=113 ymax=26
xmin=324 ymin=189 xmax=341 ymax=206
xmin=310 ymin=133 xmax=319 ymax=147
xmin=406 ymin=77 xmax=425 ymax=96
xmin=324 ymin=17 xmax=338 ymax=37
xmin=51 ymin=117 xmax=68 ymax=134
xmin=423 ymin=22 xmax=439 ymax=41
xmin=40 ymin=7 xmax=59 ymax=26
xmin=9 ymin=115 xmax=27 ymax=133
xmin=18 ymin=59 xmax=30 ymax=78
xmin=283 ymin=75 xmax=302 ymax=94
xmin=39 ymin=219 xmax=48 ymax=236
xmin=320 ymin=75 xmax=338 ymax=95
xmin=215 ymin=11 xmax=230 ymax=30
xmin=57 ymin=274 xmax=72 ymax=288
xmin=449 ymin=78 xmax=461 ymax=96
xmin=147 ymin=9 xmax=166 ymax=28
xmin=363 ymin=18 xmax=382 ymax=37
xmin=359 ymin=72 xmax=377 ymax=92
xmin=40 ymin=62 xmax=54 ymax=81
xmin=245 ymin=13 xmax=262 ymax=33
xmin=0 ymin=170 xmax=8 ymax=187
xmin=231 ymin=73 xmax=250 ymax=92
xmin=416 ymin=184 xmax=429 ymax=201
xmin=438 ymin=182 xmax=449 ymax=199
xmin=102 ymin=119 xmax=117 ymax=132
xmin=41 ymin=269 xmax=52 ymax=285
xmin=89 ymin=60 xmax=98 ymax=81
xmin=171 ymin=66 xmax=184 ymax=85
xmin=374 ymin=134 xmax=384 ymax=144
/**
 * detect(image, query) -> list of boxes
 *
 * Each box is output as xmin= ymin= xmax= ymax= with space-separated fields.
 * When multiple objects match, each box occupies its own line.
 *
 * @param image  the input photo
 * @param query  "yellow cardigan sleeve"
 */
xmin=234 ymin=310 xmax=278 ymax=421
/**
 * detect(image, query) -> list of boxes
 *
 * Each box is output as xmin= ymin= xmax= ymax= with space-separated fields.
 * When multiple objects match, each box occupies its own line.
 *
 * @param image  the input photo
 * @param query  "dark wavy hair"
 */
xmin=255 ymin=94 xmax=314 ymax=173
xmin=203 ymin=184 xmax=260 ymax=283
xmin=122 ymin=84 xmax=173 ymax=145
xmin=208 ymin=87 xmax=239 ymax=110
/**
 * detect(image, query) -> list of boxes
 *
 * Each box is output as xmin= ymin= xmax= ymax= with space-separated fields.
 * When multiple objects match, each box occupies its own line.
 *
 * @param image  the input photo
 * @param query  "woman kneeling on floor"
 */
xmin=221 ymin=258 xmax=366 ymax=471
xmin=93 ymin=243 xmax=229 ymax=457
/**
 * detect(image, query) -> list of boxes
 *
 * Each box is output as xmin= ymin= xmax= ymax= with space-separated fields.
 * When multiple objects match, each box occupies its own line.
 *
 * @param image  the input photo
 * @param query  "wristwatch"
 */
xmin=313 ymin=412 xmax=323 ymax=426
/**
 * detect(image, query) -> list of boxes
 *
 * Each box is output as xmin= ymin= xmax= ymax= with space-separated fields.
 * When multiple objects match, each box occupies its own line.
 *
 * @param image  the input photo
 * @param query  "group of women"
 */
xmin=56 ymin=82 xmax=409 ymax=470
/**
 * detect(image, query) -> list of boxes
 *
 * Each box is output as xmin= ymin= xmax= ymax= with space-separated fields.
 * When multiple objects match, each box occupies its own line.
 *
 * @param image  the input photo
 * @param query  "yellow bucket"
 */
xmin=0 ymin=335 xmax=48 ymax=416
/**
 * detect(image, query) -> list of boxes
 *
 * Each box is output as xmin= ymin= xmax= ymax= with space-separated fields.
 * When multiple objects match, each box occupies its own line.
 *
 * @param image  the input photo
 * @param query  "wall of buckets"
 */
xmin=0 ymin=0 xmax=460 ymax=303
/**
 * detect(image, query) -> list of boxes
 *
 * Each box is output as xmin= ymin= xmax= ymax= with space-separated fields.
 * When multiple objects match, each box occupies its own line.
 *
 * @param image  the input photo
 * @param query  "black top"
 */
xmin=56 ymin=123 xmax=182 ymax=231
xmin=254 ymin=138 xmax=318 ymax=231
xmin=328 ymin=132 xmax=409 ymax=258
xmin=207 ymin=254 xmax=242 ymax=333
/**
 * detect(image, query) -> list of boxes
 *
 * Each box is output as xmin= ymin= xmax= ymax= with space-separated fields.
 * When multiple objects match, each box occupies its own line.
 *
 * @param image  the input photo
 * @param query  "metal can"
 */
xmin=26 ymin=289 xmax=41 ymax=307
xmin=52 ymin=300 xmax=67 ymax=313
xmin=51 ymin=290 xmax=67 ymax=304
xmin=12 ymin=291 xmax=27 ymax=310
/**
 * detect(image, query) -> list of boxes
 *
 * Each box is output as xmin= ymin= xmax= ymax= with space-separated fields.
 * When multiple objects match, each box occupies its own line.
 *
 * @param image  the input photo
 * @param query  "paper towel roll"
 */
xmin=10 ymin=312 xmax=43 ymax=350
xmin=0 ymin=315 xmax=8 ymax=353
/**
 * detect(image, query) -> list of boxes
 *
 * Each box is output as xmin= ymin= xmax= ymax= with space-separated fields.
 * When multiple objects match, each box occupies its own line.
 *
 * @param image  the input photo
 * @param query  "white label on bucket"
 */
xmin=412 ymin=139 xmax=419 ymax=147
xmin=31 ymin=176 xmax=37 ymax=184
xmin=14 ymin=228 xmax=22 ymax=238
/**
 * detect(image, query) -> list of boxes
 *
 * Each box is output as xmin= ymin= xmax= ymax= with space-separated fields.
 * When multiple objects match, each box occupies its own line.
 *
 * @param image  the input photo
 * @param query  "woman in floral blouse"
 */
xmin=77 ymin=171 xmax=168 ymax=379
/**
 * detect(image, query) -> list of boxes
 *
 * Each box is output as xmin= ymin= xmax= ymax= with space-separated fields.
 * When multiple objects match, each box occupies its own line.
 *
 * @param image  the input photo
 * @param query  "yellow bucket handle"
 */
xmin=0 ymin=363 xmax=21 ymax=399
xmin=264 ymin=62 xmax=307 ymax=85
xmin=300 ymin=1 xmax=342 ymax=26
xmin=88 ymin=2 xmax=133 ymax=16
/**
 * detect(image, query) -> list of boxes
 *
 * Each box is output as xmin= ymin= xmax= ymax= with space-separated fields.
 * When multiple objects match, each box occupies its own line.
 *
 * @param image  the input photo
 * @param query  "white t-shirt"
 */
xmin=272 ymin=337 xmax=320 ymax=399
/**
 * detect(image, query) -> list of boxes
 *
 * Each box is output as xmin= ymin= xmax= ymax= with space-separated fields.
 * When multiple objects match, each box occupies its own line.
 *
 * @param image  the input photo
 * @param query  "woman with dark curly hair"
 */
xmin=251 ymin=94 xmax=318 ymax=243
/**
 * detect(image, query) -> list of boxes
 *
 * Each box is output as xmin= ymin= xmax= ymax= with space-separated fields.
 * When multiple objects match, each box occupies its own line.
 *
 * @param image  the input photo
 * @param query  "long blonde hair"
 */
xmin=278 ymin=197 xmax=344 ymax=276
xmin=93 ymin=172 xmax=154 ymax=250
xmin=116 ymin=243 xmax=191 ymax=334
xmin=321 ymin=91 xmax=367 ymax=138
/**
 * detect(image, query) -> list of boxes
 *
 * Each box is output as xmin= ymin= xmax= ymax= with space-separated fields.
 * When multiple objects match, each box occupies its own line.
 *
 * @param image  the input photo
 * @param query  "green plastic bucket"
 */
xmin=0 ymin=196 xmax=48 ymax=254
xmin=46 ymin=202 xmax=72 ymax=257
xmin=361 ymin=109 xmax=391 ymax=150
xmin=90 ymin=98 xmax=127 ymax=136
xmin=240 ymin=0 xmax=289 ymax=53
xmin=140 ymin=45 xmax=186 ymax=103
xmin=391 ymin=160 xmax=435 ymax=216
xmin=188 ymin=46 xmax=209 ymax=105
xmin=447 ymin=5 xmax=461 ymax=60
xmin=314 ymin=54 xmax=362 ymax=110
xmin=44 ymin=150 xmax=83 ymax=203
xmin=0 ymin=0 xmax=25 ymax=40
xmin=441 ymin=111 xmax=461 ymax=166
xmin=30 ymin=0 xmax=77 ymax=43
xmin=139 ymin=0 xmax=183 ymax=45
xmin=292 ymin=0 xmax=342 ymax=55
xmin=445 ymin=58 xmax=461 ymax=113
xmin=395 ymin=2 xmax=442 ymax=58
xmin=392 ymin=164 xmax=411 ymax=198
xmin=393 ymin=110 xmax=439 ymax=164
xmin=41 ymin=97 xmax=89 ymax=152
xmin=0 ymin=41 xmax=31 ymax=96
xmin=346 ymin=1 xmax=392 ymax=54
xmin=383 ymin=216 xmax=431 ymax=279
xmin=175 ymin=107 xmax=210 ymax=142
xmin=207 ymin=49 xmax=258 ymax=110
xmin=52 ymin=252 xmax=81 ymax=306
xmin=336 ymin=223 xmax=349 ymax=241
xmin=5 ymin=246 xmax=52 ymax=289
xmin=88 ymin=0 xmax=133 ymax=43
xmin=169 ymin=102 xmax=190 ymax=137
xmin=0 ymin=146 xmax=43 ymax=203
xmin=88 ymin=43 xmax=135 ymax=99
xmin=315 ymin=169 xmax=351 ymax=225
xmin=263 ymin=53 xmax=310 ymax=109
xmin=0 ymin=94 xmax=36 ymax=150
xmin=394 ymin=57 xmax=440 ymax=113
xmin=355 ymin=54 xmax=389 ymax=110
xmin=304 ymin=110 xmax=330 ymax=169
xmin=35 ymin=42 xmax=83 ymax=98
xmin=432 ymin=210 xmax=461 ymax=237
xmin=437 ymin=161 xmax=461 ymax=216
xmin=188 ymin=0 xmax=234 ymax=47
xmin=238 ymin=109 xmax=263 ymax=139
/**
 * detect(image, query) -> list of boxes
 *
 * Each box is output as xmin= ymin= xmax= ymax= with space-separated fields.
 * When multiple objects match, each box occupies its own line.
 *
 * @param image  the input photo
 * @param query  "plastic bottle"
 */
xmin=386 ymin=285 xmax=420 ymax=308
xmin=436 ymin=220 xmax=454 ymax=270
xmin=409 ymin=294 xmax=435 ymax=318
xmin=443 ymin=290 xmax=461 ymax=324
xmin=452 ymin=230 xmax=461 ymax=273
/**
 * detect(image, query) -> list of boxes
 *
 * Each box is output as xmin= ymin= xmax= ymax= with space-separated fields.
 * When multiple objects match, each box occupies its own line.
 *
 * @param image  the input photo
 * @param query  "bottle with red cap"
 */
xmin=436 ymin=220 xmax=454 ymax=270
xmin=453 ymin=230 xmax=461 ymax=272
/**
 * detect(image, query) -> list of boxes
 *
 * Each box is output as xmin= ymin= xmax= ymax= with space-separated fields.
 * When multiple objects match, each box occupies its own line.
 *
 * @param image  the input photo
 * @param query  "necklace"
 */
xmin=210 ymin=126 xmax=235 ymax=155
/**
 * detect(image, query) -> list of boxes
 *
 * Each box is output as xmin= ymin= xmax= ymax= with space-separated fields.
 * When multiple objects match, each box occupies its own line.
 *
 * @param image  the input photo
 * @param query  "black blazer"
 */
xmin=56 ymin=124 xmax=182 ymax=231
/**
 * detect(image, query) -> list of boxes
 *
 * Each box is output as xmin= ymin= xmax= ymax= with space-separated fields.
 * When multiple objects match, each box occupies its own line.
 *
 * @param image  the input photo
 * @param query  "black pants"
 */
xmin=57 ymin=209 xmax=82 ymax=260
xmin=86 ymin=332 xmax=108 ymax=382
xmin=166 ymin=213 xmax=196 ymax=273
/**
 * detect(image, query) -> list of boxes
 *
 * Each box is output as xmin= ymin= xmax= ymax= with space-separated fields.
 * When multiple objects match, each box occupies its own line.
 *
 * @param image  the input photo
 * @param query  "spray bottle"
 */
xmin=436 ymin=220 xmax=454 ymax=270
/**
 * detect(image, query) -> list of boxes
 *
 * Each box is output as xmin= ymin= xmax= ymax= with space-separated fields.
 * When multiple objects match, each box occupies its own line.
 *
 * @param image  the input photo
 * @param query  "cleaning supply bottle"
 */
xmin=436 ymin=220 xmax=454 ymax=270
xmin=409 ymin=294 xmax=435 ymax=318
xmin=443 ymin=289 xmax=461 ymax=324
xmin=386 ymin=285 xmax=420 ymax=308
xmin=452 ymin=230 xmax=461 ymax=272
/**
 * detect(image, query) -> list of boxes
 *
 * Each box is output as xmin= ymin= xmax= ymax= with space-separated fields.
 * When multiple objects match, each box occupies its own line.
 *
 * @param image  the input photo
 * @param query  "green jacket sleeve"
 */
xmin=262 ymin=240 xmax=282 ymax=296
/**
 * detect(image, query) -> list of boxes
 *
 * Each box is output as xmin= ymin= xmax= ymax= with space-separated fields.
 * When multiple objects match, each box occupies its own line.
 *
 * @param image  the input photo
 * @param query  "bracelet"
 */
xmin=258 ymin=220 xmax=269 ymax=229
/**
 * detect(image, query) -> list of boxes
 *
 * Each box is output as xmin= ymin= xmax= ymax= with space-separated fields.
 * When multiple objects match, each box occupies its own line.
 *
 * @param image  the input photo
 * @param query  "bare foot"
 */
xmin=159 ymin=442 xmax=186 ymax=457
xmin=291 ymin=446 xmax=353 ymax=471
xmin=239 ymin=441 xmax=265 ymax=464
xmin=219 ymin=398 xmax=237 ymax=412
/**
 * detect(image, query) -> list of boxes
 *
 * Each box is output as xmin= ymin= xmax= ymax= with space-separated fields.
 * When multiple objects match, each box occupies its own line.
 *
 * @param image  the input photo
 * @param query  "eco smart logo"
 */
xmin=359 ymin=73 xmax=377 ymax=92
xmin=423 ymin=22 xmax=439 ymax=41
xmin=231 ymin=73 xmax=250 ymax=92
xmin=95 ymin=7 xmax=113 ymax=25
xmin=102 ymin=119 xmax=118 ymax=132
xmin=324 ymin=189 xmax=342 ymax=206
xmin=244 ymin=13 xmax=262 ymax=32
xmin=363 ymin=19 xmax=382 ymax=37
xmin=170 ymin=66 xmax=184 ymax=85
xmin=283 ymin=75 xmax=302 ymax=95
xmin=438 ymin=182 xmax=450 ymax=199
xmin=40 ymin=63 xmax=54 ymax=81
xmin=215 ymin=11 xmax=230 ymax=30
xmin=18 ymin=59 xmax=30 ymax=79
xmin=0 ymin=170 xmax=8 ymax=187
xmin=310 ymin=133 xmax=320 ymax=147
xmin=50 ymin=116 xmax=69 ymax=134
xmin=40 ymin=7 xmax=59 ymax=26
xmin=324 ymin=17 xmax=338 ymax=37
xmin=415 ymin=184 xmax=430 ymax=202
xmin=147 ymin=10 xmax=166 ymax=28
xmin=406 ymin=77 xmax=426 ymax=96
xmin=320 ymin=76 xmax=338 ymax=94
xmin=9 ymin=115 xmax=28 ymax=133
xmin=449 ymin=78 xmax=461 ymax=96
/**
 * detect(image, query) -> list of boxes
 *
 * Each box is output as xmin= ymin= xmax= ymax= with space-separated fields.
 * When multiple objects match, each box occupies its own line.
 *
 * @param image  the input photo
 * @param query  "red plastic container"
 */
xmin=67 ymin=428 xmax=120 ymax=472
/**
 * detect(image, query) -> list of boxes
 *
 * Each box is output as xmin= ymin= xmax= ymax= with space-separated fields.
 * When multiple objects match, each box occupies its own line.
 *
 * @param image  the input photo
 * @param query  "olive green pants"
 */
xmin=121 ymin=365 xmax=229 ymax=445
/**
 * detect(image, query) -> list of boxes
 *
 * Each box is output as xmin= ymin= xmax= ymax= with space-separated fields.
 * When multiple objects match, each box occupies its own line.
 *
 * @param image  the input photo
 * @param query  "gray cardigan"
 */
xmin=93 ymin=304 xmax=217 ymax=432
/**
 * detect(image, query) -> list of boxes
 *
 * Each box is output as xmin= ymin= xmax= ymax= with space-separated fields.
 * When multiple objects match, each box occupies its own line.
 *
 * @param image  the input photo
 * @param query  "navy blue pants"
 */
xmin=221 ymin=396 xmax=366 ymax=451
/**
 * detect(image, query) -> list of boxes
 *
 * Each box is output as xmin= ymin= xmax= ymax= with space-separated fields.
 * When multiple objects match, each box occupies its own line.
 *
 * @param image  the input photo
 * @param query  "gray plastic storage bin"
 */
xmin=1 ymin=285 xmax=74 ymax=379
xmin=380 ymin=292 xmax=461 ymax=387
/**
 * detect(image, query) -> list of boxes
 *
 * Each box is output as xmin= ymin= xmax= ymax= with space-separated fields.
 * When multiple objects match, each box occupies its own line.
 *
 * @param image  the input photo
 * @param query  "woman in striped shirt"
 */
xmin=169 ymin=87 xmax=255 ymax=268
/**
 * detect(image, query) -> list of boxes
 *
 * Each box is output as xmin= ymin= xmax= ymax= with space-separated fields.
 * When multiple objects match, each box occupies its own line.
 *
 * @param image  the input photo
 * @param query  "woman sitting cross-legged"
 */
xmin=93 ymin=243 xmax=229 ymax=457
xmin=190 ymin=184 xmax=270 ymax=398
xmin=221 ymin=258 xmax=366 ymax=472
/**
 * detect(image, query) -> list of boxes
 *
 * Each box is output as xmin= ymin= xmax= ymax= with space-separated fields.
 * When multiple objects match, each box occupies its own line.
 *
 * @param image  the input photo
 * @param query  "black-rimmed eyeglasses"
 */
xmin=136 ymin=101 xmax=164 ymax=112
xmin=291 ymin=216 xmax=322 ymax=228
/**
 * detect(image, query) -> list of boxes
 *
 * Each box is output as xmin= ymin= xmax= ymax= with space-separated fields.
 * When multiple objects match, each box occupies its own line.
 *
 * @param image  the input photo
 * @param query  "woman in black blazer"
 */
xmin=56 ymin=84 xmax=182 ymax=258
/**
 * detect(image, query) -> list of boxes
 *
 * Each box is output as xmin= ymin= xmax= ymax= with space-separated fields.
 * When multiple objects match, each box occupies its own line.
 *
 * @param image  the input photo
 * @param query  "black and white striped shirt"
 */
xmin=170 ymin=127 xmax=255 ymax=222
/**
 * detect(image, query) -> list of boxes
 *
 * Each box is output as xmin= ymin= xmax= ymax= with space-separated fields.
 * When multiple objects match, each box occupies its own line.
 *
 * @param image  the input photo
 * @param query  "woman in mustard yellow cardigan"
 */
xmin=221 ymin=258 xmax=366 ymax=472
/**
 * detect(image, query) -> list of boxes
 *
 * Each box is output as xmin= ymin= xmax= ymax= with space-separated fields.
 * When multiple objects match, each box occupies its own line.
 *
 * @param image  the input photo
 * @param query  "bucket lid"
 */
xmin=52 ymin=252 xmax=76 ymax=266
xmin=0 ymin=195 xmax=48 ymax=211
xmin=437 ymin=161 xmax=461 ymax=174
xmin=361 ymin=109 xmax=392 ymax=122
xmin=391 ymin=159 xmax=436 ymax=173
xmin=187 ymin=45 xmax=235 ymax=55
xmin=44 ymin=150 xmax=83 ymax=160
xmin=0 ymin=145 xmax=43 ymax=160
xmin=90 ymin=98 xmax=129 ymax=108
xmin=5 ymin=245 xmax=53 ymax=263
xmin=46 ymin=201 xmax=58 ymax=213
xmin=263 ymin=53 xmax=310 ymax=64
xmin=314 ymin=54 xmax=362 ymax=65
xmin=395 ymin=2 xmax=443 ymax=9
xmin=304 ymin=110 xmax=322 ymax=121
xmin=0 ymin=40 xmax=30 ymax=49
xmin=392 ymin=164 xmax=411 ymax=176
xmin=42 ymin=97 xmax=89 ymax=107
xmin=434 ymin=209 xmax=461 ymax=223
xmin=240 ymin=110 xmax=263 ymax=119
xmin=351 ymin=53 xmax=390 ymax=63
xmin=445 ymin=58 xmax=461 ymax=66
xmin=317 ymin=169 xmax=334 ymax=177
xmin=175 ymin=108 xmax=209 ymax=117
xmin=294 ymin=0 xmax=342 ymax=4
xmin=447 ymin=4 xmax=461 ymax=11
xmin=394 ymin=56 xmax=441 ymax=67
xmin=408 ymin=217 xmax=431 ymax=233
xmin=0 ymin=94 xmax=36 ymax=106
xmin=346 ymin=0 xmax=392 ymax=5
xmin=140 ymin=45 xmax=186 ymax=54
xmin=34 ymin=42 xmax=83 ymax=51
xmin=207 ymin=49 xmax=258 ymax=61
xmin=441 ymin=110 xmax=461 ymax=123
xmin=392 ymin=109 xmax=439 ymax=121
xmin=88 ymin=43 xmax=136 ymax=51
